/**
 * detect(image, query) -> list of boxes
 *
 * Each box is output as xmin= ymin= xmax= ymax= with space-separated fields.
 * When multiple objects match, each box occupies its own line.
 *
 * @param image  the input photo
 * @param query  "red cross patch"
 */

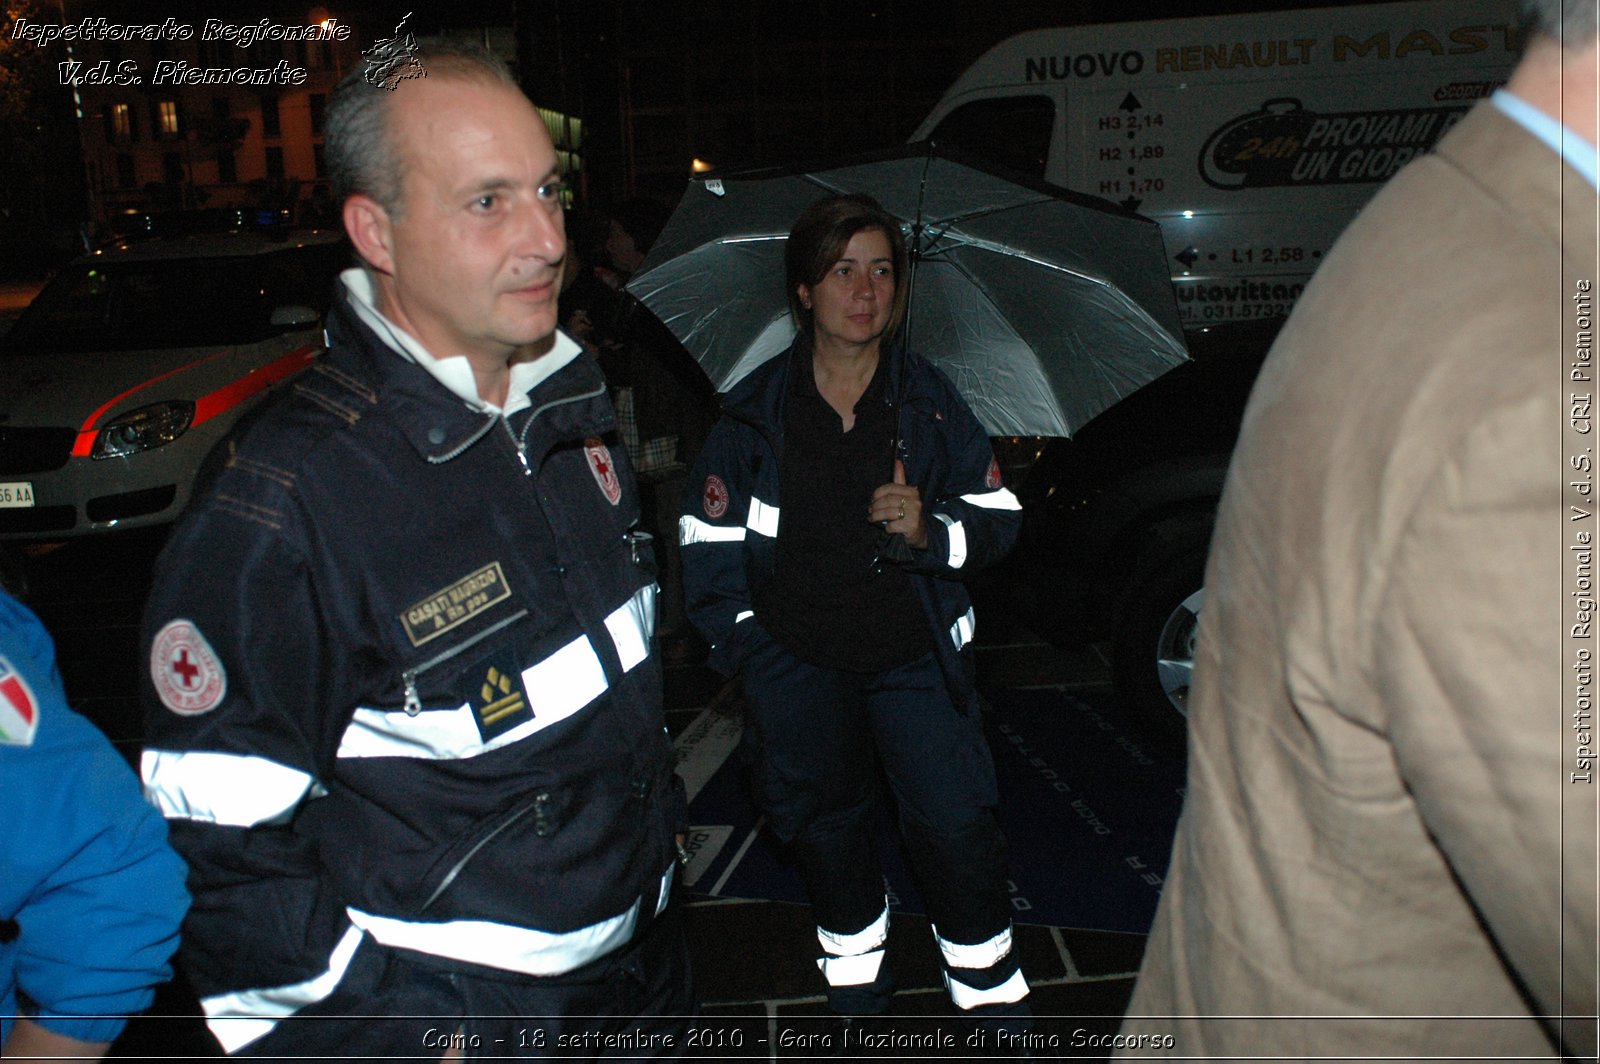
xmin=703 ymin=474 xmax=729 ymax=519
xmin=151 ymin=619 xmax=227 ymax=716
xmin=584 ymin=437 xmax=622 ymax=506
xmin=0 ymin=654 xmax=39 ymax=747
xmin=985 ymin=456 xmax=1002 ymax=490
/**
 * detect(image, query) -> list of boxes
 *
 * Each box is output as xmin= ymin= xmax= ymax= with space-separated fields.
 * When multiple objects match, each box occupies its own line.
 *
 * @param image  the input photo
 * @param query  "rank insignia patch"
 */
xmin=584 ymin=437 xmax=622 ymax=506
xmin=0 ymin=654 xmax=39 ymax=747
xmin=470 ymin=662 xmax=533 ymax=742
xmin=151 ymin=620 xmax=227 ymax=716
xmin=985 ymin=456 xmax=1002 ymax=490
xmin=703 ymin=474 xmax=729 ymax=519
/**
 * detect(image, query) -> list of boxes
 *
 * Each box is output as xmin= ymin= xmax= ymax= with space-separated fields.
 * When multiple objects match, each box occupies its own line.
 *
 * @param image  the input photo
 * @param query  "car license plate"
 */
xmin=0 ymin=482 xmax=36 ymax=508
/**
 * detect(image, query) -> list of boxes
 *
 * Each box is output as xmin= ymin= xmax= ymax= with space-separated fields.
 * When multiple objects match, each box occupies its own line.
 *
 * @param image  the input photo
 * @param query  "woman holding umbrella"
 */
xmin=680 ymin=193 xmax=1032 ymax=1037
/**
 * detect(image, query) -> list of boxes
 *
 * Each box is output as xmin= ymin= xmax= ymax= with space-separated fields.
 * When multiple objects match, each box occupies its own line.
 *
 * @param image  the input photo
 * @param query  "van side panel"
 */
xmin=917 ymin=0 xmax=1520 ymax=325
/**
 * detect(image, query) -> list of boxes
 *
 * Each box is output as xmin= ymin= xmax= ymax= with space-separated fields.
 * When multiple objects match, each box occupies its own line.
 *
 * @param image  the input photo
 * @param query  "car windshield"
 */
xmin=3 ymin=244 xmax=344 ymax=354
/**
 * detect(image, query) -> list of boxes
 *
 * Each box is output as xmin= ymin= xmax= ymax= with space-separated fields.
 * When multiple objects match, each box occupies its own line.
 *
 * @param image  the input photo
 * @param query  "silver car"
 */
xmin=0 ymin=231 xmax=348 ymax=539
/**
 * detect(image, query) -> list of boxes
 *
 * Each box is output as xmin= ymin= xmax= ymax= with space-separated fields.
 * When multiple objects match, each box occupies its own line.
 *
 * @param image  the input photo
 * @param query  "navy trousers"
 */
xmin=737 ymin=628 xmax=1029 ymax=1020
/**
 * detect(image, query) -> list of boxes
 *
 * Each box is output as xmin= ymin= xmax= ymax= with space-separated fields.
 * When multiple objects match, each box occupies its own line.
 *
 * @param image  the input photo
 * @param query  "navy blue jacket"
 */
xmin=679 ymin=340 xmax=1022 ymax=709
xmin=140 ymin=292 xmax=679 ymax=1053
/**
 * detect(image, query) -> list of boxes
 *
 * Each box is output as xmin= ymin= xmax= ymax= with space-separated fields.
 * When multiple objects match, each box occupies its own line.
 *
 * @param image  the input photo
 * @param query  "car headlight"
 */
xmin=92 ymin=401 xmax=195 ymax=460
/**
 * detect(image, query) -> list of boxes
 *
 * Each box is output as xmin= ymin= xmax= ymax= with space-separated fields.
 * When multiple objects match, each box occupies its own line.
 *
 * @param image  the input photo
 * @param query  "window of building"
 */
xmin=218 ymin=148 xmax=237 ymax=184
xmin=266 ymin=146 xmax=285 ymax=179
xmin=117 ymin=153 xmax=136 ymax=188
xmin=309 ymin=94 xmax=326 ymax=136
xmin=112 ymin=102 xmax=132 ymax=139
xmin=158 ymin=99 xmax=180 ymax=135
xmin=163 ymin=152 xmax=183 ymax=185
xmin=212 ymin=96 xmax=231 ymax=120
xmin=261 ymin=93 xmax=280 ymax=137
xmin=313 ymin=143 xmax=326 ymax=178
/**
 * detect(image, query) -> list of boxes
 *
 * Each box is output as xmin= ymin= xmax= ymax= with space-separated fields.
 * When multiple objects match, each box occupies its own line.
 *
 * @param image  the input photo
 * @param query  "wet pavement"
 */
xmin=6 ymin=532 xmax=1169 ymax=1061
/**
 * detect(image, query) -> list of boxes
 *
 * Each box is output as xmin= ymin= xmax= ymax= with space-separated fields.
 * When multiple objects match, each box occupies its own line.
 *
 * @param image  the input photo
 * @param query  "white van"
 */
xmin=915 ymin=1 xmax=1522 ymax=746
xmin=915 ymin=0 xmax=1520 ymax=327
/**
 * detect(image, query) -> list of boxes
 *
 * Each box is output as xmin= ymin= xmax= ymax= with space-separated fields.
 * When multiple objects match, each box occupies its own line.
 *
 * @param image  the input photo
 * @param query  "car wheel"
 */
xmin=1112 ymin=534 xmax=1209 ymax=757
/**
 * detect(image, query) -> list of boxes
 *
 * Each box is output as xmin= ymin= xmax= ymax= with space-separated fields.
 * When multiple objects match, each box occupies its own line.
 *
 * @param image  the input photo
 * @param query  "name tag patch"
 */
xmin=401 ymin=563 xmax=512 ymax=648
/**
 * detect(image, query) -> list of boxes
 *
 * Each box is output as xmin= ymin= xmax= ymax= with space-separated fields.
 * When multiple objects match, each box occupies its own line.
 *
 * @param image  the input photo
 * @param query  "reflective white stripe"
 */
xmin=521 ymin=634 xmax=608 ymax=728
xmin=655 ymin=862 xmax=675 ymax=916
xmin=959 ymin=487 xmax=1023 ymax=511
xmin=949 ymin=607 xmax=977 ymax=651
xmin=142 ymin=749 xmax=316 ymax=827
xmin=734 ymin=610 xmax=754 ymax=624
xmin=746 ymin=496 xmax=780 ymax=538
xmin=339 ymin=635 xmax=609 ymax=761
xmin=817 ymin=904 xmax=889 ymax=957
xmin=818 ymin=948 xmax=887 ymax=988
xmin=605 ymin=584 xmax=656 ymax=672
xmin=681 ymin=514 xmax=745 ymax=545
xmin=935 ymin=512 xmax=968 ymax=569
xmin=340 ymin=588 xmax=648 ymax=763
xmin=342 ymin=700 xmax=514 ymax=760
xmin=345 ymin=866 xmax=675 ymax=977
xmin=933 ymin=924 xmax=1013 ymax=970
xmin=200 ymin=925 xmax=364 ymax=1053
xmin=944 ymin=967 xmax=1030 ymax=1010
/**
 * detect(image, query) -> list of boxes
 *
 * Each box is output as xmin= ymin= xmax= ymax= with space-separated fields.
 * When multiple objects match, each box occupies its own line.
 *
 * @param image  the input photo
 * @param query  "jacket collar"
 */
xmin=720 ymin=334 xmax=932 ymax=440
xmin=322 ymin=294 xmax=612 ymax=464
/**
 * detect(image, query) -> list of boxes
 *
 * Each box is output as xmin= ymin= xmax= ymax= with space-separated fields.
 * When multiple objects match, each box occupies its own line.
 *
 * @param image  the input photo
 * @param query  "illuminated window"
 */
xmin=158 ymin=100 xmax=179 ymax=135
xmin=112 ymin=103 xmax=131 ymax=138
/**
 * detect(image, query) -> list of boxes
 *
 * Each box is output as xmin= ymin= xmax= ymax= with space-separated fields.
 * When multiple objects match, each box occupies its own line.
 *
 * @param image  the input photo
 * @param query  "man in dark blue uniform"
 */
xmin=140 ymin=46 xmax=691 ymax=1058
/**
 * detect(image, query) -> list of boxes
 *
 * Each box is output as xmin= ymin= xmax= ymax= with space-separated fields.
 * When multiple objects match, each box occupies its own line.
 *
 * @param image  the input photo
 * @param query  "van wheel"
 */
xmin=1111 ymin=536 xmax=1209 ymax=757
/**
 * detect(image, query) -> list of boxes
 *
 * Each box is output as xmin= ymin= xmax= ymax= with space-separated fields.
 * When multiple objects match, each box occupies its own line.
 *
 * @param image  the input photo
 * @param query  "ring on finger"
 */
xmin=898 ymin=502 xmax=906 ymax=521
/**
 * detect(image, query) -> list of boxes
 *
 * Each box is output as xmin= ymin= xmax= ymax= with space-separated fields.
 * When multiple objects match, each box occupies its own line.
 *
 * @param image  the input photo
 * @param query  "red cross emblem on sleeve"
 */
xmin=151 ymin=620 xmax=228 ymax=715
xmin=703 ymin=474 xmax=729 ymax=519
xmin=584 ymin=438 xmax=622 ymax=506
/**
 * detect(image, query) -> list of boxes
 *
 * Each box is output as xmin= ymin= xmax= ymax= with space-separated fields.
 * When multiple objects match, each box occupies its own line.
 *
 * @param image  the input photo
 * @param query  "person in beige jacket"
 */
xmin=1116 ymin=1 xmax=1599 ymax=1058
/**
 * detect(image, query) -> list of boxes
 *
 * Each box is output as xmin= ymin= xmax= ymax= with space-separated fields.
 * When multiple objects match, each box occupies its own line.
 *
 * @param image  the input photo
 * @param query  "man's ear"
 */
xmin=344 ymin=194 xmax=396 ymax=276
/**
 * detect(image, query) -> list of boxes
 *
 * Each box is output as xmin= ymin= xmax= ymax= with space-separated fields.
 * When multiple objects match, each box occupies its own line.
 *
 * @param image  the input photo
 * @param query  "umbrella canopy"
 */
xmin=625 ymin=141 xmax=1189 ymax=438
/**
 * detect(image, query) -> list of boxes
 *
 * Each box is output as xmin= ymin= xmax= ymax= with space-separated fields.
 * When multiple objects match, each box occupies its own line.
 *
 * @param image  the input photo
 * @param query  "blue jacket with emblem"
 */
xmin=1 ymin=590 xmax=188 ymax=1047
xmin=139 ymin=289 xmax=681 ymax=1053
xmin=679 ymin=340 xmax=1022 ymax=706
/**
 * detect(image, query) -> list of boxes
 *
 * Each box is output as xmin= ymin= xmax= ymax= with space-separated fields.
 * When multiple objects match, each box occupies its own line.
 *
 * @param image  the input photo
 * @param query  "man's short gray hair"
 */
xmin=324 ymin=43 xmax=520 ymax=219
xmin=1520 ymin=0 xmax=1598 ymax=49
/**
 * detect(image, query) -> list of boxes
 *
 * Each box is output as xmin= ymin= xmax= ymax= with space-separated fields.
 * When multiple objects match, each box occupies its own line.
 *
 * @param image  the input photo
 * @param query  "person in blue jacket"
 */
xmin=1 ymin=587 xmax=189 ymax=1060
xmin=680 ymin=193 xmax=1031 ymax=1034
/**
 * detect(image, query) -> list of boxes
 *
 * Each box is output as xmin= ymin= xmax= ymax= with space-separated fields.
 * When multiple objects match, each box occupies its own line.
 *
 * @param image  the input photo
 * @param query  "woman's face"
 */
xmin=798 ymin=227 xmax=896 ymax=353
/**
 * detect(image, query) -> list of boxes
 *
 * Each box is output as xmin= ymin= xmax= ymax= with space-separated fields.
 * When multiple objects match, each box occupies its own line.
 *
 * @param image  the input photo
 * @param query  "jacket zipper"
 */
xmin=401 ymin=608 xmax=530 ymax=716
xmin=427 ymin=414 xmax=500 ymax=465
xmin=515 ymin=382 xmax=609 ymax=467
xmin=426 ymin=379 xmax=610 ymax=471
xmin=418 ymin=789 xmax=551 ymax=913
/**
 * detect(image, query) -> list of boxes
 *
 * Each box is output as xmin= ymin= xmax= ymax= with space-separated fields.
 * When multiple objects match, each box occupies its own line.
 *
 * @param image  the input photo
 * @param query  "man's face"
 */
xmin=373 ymin=77 xmax=567 ymax=363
